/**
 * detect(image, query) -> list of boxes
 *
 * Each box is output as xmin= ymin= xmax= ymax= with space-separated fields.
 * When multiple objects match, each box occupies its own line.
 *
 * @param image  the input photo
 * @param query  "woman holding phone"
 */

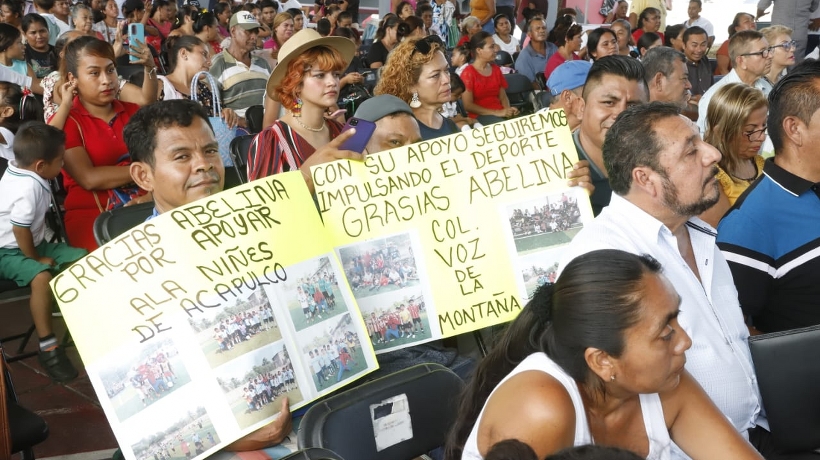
xmin=247 ymin=29 xmax=360 ymax=193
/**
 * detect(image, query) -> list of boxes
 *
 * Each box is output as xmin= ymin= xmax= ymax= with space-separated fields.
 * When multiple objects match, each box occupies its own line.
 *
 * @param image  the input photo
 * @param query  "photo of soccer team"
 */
xmin=279 ymin=255 xmax=349 ymax=332
xmin=130 ymin=406 xmax=219 ymax=460
xmin=95 ymin=338 xmax=192 ymax=422
xmin=188 ymin=285 xmax=281 ymax=368
xmin=360 ymin=291 xmax=432 ymax=352
xmin=505 ymin=190 xmax=585 ymax=256
xmin=213 ymin=342 xmax=302 ymax=429
xmin=298 ymin=313 xmax=367 ymax=390
xmin=517 ymin=247 xmax=566 ymax=299
xmin=337 ymin=234 xmax=421 ymax=301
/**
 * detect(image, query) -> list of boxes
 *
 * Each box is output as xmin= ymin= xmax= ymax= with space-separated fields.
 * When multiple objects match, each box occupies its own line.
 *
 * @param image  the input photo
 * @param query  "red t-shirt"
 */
xmin=457 ymin=35 xmax=470 ymax=47
xmin=461 ymin=63 xmax=508 ymax=118
xmin=632 ymin=29 xmax=665 ymax=46
xmin=62 ymin=96 xmax=140 ymax=251
xmin=544 ymin=52 xmax=581 ymax=80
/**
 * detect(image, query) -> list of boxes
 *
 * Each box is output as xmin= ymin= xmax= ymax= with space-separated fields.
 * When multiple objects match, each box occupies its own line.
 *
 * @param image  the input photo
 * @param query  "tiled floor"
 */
xmin=2 ymin=296 xmax=119 ymax=459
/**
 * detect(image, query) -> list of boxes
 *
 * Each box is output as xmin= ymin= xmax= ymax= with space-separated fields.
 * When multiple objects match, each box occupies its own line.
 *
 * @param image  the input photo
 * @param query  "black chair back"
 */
xmin=93 ymin=201 xmax=156 ymax=246
xmin=494 ymin=50 xmax=514 ymax=67
xmin=229 ymin=134 xmax=255 ymax=184
xmin=504 ymin=73 xmax=535 ymax=115
xmin=245 ymin=105 xmax=265 ymax=134
xmin=297 ymin=363 xmax=464 ymax=460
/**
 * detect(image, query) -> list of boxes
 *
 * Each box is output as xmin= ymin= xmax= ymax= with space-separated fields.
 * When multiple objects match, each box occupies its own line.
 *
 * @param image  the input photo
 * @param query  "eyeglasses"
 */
xmin=412 ymin=34 xmax=444 ymax=55
xmin=743 ymin=127 xmax=767 ymax=141
xmin=740 ymin=47 xmax=773 ymax=59
xmin=771 ymin=40 xmax=797 ymax=52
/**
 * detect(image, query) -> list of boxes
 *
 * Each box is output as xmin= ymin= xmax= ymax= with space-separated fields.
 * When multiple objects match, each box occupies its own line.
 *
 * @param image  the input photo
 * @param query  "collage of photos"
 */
xmin=338 ymin=233 xmax=436 ymax=354
xmin=96 ymin=338 xmax=192 ymax=422
xmin=279 ymin=256 xmax=349 ymax=332
xmin=507 ymin=191 xmax=584 ymax=256
xmin=361 ymin=291 xmax=432 ymax=352
xmin=188 ymin=286 xmax=281 ymax=368
xmin=213 ymin=341 xmax=302 ymax=429
xmin=298 ymin=313 xmax=367 ymax=390
xmin=130 ymin=406 xmax=220 ymax=460
xmin=502 ymin=188 xmax=588 ymax=300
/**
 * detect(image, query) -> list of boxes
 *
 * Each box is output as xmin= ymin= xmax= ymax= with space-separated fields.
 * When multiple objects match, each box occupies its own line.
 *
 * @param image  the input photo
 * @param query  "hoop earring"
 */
xmin=293 ymin=97 xmax=302 ymax=117
xmin=409 ymin=92 xmax=421 ymax=108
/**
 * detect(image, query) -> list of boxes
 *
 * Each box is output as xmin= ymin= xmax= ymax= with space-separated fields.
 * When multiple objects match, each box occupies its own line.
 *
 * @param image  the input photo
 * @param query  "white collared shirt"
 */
xmin=558 ymin=194 xmax=765 ymax=442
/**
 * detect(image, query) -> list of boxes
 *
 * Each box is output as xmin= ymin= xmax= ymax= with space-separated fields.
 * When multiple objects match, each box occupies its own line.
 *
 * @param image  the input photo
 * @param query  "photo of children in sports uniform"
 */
xmin=359 ymin=291 xmax=433 ymax=353
xmin=96 ymin=338 xmax=192 ymax=422
xmin=517 ymin=247 xmax=566 ymax=299
xmin=280 ymin=255 xmax=349 ymax=332
xmin=337 ymin=233 xmax=421 ymax=301
xmin=188 ymin=285 xmax=281 ymax=368
xmin=213 ymin=341 xmax=302 ymax=429
xmin=505 ymin=189 xmax=585 ymax=256
xmin=298 ymin=313 xmax=368 ymax=391
xmin=129 ymin=406 xmax=220 ymax=460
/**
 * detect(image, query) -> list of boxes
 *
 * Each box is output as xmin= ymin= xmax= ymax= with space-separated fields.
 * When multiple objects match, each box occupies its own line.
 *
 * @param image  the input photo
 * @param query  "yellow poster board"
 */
xmin=52 ymin=173 xmax=378 ymax=460
xmin=314 ymin=110 xmax=594 ymax=353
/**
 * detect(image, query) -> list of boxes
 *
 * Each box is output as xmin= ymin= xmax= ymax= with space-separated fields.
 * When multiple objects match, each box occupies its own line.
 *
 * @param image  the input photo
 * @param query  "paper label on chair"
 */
xmin=371 ymin=393 xmax=413 ymax=451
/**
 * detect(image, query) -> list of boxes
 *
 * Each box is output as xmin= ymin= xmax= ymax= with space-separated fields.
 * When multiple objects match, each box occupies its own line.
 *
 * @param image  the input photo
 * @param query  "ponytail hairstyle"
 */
xmin=444 ymin=249 xmax=661 ymax=460
xmin=396 ymin=15 xmax=423 ymax=41
xmin=468 ymin=30 xmax=491 ymax=59
xmin=165 ymin=35 xmax=204 ymax=73
xmin=192 ymin=10 xmax=217 ymax=34
xmin=374 ymin=13 xmax=400 ymax=41
xmin=0 ymin=23 xmax=21 ymax=53
xmin=173 ymin=4 xmax=198 ymax=30
xmin=0 ymin=82 xmax=44 ymax=133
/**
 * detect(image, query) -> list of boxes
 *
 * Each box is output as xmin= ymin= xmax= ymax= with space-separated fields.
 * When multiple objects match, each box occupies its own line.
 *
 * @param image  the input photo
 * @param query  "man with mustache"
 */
xmin=559 ymin=102 xmax=769 ymax=458
xmin=125 ymin=99 xmax=293 ymax=452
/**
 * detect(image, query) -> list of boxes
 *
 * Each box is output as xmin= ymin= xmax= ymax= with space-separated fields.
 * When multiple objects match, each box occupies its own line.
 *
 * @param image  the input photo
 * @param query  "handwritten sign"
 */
xmin=52 ymin=173 xmax=379 ymax=460
xmin=314 ymin=110 xmax=594 ymax=353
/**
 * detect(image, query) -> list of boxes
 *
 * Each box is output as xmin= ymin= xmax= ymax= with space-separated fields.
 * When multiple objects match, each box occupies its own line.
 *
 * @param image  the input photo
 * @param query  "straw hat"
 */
xmin=266 ymin=28 xmax=356 ymax=99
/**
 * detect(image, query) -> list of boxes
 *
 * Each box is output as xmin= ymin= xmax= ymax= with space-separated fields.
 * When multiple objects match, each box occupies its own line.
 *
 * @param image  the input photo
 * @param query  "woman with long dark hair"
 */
xmin=460 ymin=31 xmax=517 ymax=124
xmin=446 ymin=250 xmax=764 ymax=460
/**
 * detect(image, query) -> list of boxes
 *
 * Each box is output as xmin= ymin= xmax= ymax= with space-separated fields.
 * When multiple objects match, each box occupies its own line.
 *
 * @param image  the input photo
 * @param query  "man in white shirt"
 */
xmin=697 ymin=30 xmax=771 ymax=133
xmin=558 ymin=102 xmax=768 ymax=456
xmin=684 ymin=0 xmax=714 ymax=47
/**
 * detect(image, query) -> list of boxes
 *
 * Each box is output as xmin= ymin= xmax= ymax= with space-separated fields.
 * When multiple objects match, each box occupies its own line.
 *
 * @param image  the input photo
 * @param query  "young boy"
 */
xmin=0 ymin=122 xmax=87 ymax=382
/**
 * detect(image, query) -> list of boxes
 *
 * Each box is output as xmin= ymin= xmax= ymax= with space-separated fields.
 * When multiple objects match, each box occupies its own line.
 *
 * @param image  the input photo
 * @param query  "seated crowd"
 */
xmin=0 ymin=0 xmax=817 ymax=459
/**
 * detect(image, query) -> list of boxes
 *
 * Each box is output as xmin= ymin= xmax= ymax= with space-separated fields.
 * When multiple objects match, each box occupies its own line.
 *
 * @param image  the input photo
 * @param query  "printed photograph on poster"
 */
xmin=129 ymin=405 xmax=220 ymax=460
xmin=299 ymin=313 xmax=366 ymax=391
xmin=279 ymin=255 xmax=348 ymax=332
xmin=186 ymin=284 xmax=281 ymax=368
xmin=360 ymin=290 xmax=432 ymax=352
xmin=517 ymin=246 xmax=566 ymax=299
xmin=213 ymin=341 xmax=302 ymax=430
xmin=338 ymin=233 xmax=420 ymax=300
xmin=504 ymin=188 xmax=585 ymax=256
xmin=95 ymin=338 xmax=192 ymax=422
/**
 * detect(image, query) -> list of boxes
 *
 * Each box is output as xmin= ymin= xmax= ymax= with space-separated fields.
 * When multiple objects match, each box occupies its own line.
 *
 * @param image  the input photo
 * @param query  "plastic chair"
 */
xmin=2 ymin=345 xmax=49 ymax=460
xmin=92 ymin=202 xmax=156 ymax=246
xmin=297 ymin=363 xmax=465 ymax=460
xmin=494 ymin=50 xmax=514 ymax=67
xmin=280 ymin=448 xmax=345 ymax=460
xmin=504 ymin=73 xmax=535 ymax=115
xmin=245 ymin=105 xmax=265 ymax=134
xmin=229 ymin=134 xmax=255 ymax=184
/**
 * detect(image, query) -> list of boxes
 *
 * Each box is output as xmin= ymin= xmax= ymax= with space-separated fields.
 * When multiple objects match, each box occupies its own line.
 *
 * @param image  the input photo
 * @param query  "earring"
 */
xmin=409 ymin=92 xmax=421 ymax=108
xmin=610 ymin=375 xmax=616 ymax=381
xmin=293 ymin=97 xmax=302 ymax=117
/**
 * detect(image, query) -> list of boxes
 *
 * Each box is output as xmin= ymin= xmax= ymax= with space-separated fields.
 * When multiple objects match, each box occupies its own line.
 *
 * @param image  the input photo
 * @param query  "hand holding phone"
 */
xmin=128 ymin=23 xmax=145 ymax=62
xmin=339 ymin=117 xmax=376 ymax=154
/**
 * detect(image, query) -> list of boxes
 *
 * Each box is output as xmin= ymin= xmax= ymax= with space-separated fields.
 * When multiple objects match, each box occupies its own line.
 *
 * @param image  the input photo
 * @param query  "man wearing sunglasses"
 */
xmin=697 ymin=30 xmax=771 ymax=134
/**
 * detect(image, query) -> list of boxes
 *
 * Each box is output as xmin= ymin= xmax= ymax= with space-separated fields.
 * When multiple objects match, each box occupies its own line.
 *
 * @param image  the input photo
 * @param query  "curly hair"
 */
xmin=374 ymin=37 xmax=445 ymax=104
xmin=275 ymin=45 xmax=348 ymax=111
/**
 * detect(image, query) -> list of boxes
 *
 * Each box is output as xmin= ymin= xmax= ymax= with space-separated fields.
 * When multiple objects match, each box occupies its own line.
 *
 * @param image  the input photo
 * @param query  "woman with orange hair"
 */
xmin=247 ymin=29 xmax=360 ymax=192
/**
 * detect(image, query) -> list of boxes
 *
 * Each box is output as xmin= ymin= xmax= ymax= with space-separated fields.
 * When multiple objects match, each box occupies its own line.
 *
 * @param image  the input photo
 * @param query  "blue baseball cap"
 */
xmin=547 ymin=60 xmax=593 ymax=96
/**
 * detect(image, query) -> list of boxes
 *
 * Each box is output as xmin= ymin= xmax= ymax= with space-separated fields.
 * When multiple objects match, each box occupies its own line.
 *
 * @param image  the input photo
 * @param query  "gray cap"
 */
xmin=353 ymin=95 xmax=414 ymax=122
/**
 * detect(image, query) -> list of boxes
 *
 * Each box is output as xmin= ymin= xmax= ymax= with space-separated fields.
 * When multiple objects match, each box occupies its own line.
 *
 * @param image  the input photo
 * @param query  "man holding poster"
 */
xmin=123 ymin=99 xmax=293 ymax=453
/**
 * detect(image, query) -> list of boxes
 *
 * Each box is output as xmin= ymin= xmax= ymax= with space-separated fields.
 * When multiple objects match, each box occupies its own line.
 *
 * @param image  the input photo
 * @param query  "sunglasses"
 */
xmin=412 ymin=34 xmax=444 ymax=55
xmin=770 ymin=40 xmax=797 ymax=52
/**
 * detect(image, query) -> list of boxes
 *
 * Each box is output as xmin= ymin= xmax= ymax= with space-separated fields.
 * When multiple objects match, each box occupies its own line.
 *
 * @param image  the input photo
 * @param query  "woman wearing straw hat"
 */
xmin=247 ymin=28 xmax=362 ymax=192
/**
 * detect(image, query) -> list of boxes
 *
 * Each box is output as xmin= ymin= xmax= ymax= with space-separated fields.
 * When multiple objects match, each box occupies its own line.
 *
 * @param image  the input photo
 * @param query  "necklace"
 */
xmin=292 ymin=115 xmax=326 ymax=132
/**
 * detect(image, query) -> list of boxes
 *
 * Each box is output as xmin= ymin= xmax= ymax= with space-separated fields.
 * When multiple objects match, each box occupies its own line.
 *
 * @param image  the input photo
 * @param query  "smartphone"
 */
xmin=339 ymin=117 xmax=376 ymax=154
xmin=128 ymin=23 xmax=145 ymax=63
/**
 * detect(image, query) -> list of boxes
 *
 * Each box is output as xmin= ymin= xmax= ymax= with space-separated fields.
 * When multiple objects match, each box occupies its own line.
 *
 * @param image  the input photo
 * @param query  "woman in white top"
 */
xmin=491 ymin=14 xmax=518 ymax=55
xmin=157 ymin=35 xmax=238 ymax=127
xmin=445 ymin=250 xmax=764 ymax=460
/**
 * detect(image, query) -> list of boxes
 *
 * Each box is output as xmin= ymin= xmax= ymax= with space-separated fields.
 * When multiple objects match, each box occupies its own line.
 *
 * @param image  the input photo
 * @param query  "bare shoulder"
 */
xmin=477 ymin=370 xmax=576 ymax=458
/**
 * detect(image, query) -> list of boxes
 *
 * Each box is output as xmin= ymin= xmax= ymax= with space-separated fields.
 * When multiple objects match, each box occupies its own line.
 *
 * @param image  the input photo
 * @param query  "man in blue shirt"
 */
xmin=515 ymin=17 xmax=557 ymax=86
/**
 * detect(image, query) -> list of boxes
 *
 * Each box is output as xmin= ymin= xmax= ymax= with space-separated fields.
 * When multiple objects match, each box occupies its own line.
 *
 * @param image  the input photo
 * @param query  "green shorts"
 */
xmin=0 ymin=241 xmax=88 ymax=286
